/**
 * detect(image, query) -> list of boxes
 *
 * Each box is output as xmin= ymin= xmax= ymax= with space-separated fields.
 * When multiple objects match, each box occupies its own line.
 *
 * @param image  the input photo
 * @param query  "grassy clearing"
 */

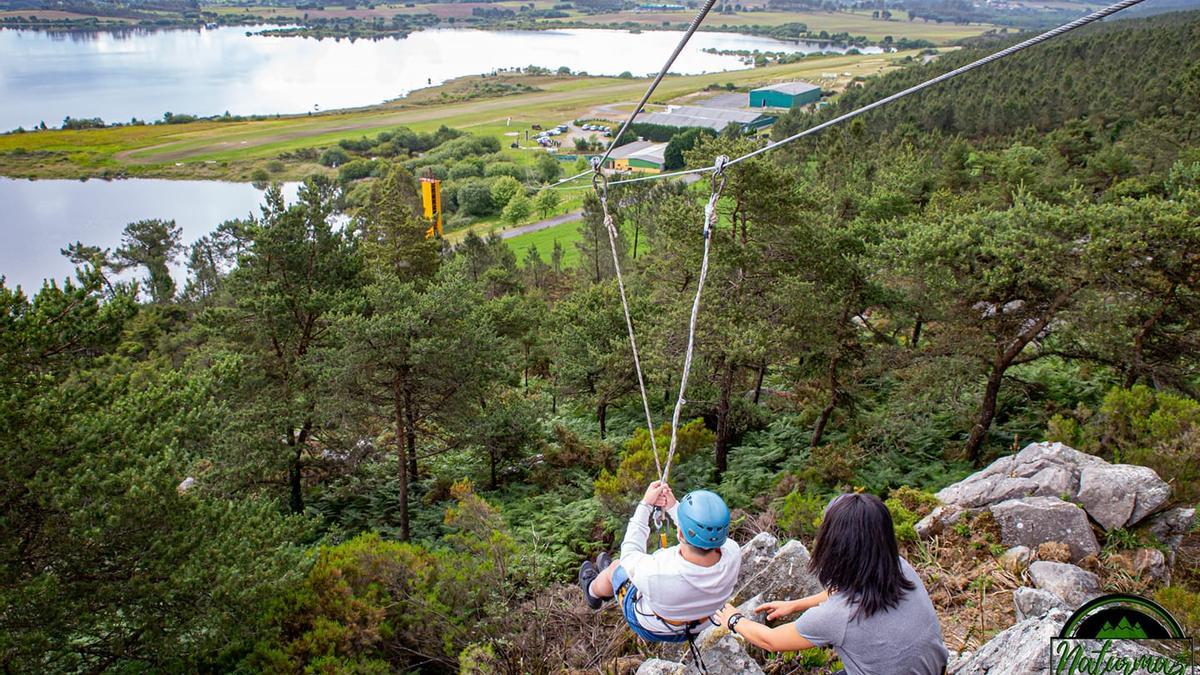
xmin=0 ymin=49 xmax=921 ymax=179
xmin=503 ymin=218 xmax=583 ymax=267
xmin=548 ymin=8 xmax=995 ymax=41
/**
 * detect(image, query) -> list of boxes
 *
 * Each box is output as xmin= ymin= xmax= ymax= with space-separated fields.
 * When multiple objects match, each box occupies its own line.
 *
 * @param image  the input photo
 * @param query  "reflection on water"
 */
xmin=0 ymin=26 xmax=878 ymax=130
xmin=0 ymin=178 xmax=299 ymax=292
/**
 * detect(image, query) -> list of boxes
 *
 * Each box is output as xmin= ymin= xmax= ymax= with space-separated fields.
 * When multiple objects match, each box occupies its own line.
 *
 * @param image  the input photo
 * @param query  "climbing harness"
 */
xmin=617 ymin=577 xmax=717 ymax=674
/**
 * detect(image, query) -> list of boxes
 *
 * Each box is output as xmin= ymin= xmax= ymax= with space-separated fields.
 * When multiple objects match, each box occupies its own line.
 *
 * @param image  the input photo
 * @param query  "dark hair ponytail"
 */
xmin=809 ymin=493 xmax=915 ymax=620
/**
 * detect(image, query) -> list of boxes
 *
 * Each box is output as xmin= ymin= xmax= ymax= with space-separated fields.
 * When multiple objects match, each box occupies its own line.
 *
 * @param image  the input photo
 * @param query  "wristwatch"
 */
xmin=727 ymin=612 xmax=746 ymax=634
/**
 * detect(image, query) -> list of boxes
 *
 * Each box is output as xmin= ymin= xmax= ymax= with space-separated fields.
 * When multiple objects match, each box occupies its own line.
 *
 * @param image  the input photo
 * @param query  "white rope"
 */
xmin=595 ymin=174 xmax=662 ymax=475
xmin=563 ymin=0 xmax=1149 ymax=191
xmin=661 ymin=157 xmax=727 ymax=483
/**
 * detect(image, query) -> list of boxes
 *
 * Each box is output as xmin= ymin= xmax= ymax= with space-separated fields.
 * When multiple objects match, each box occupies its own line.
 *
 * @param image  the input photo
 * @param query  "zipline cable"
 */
xmin=722 ymin=0 xmax=1148 ymax=170
xmin=556 ymin=0 xmax=1148 ymax=193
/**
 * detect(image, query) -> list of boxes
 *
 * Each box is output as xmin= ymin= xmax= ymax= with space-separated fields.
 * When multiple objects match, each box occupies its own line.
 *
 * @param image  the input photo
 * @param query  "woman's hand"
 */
xmin=713 ymin=602 xmax=741 ymax=628
xmin=755 ymin=599 xmax=801 ymax=621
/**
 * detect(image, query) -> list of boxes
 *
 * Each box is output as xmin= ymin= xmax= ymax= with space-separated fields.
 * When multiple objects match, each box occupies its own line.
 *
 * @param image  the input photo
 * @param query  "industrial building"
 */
xmin=749 ymin=81 xmax=822 ymax=109
xmin=606 ymin=140 xmax=667 ymax=173
xmin=636 ymin=105 xmax=774 ymax=134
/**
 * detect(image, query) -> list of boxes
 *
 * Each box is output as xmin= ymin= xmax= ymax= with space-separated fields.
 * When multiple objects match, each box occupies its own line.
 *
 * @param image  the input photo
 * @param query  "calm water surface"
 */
xmin=0 ymin=26 xmax=877 ymax=130
xmin=0 ymin=178 xmax=299 ymax=292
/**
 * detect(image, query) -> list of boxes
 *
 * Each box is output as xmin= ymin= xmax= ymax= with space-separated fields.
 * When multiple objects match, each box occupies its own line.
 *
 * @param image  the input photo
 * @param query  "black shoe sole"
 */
xmin=579 ymin=561 xmax=602 ymax=610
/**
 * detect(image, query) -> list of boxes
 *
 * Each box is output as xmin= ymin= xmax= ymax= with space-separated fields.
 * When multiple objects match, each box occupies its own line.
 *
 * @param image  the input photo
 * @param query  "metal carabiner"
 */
xmin=590 ymin=156 xmax=609 ymax=200
xmin=710 ymin=154 xmax=730 ymax=193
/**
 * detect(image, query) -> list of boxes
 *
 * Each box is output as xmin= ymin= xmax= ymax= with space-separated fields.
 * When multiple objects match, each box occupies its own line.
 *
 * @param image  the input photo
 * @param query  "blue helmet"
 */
xmin=676 ymin=490 xmax=730 ymax=549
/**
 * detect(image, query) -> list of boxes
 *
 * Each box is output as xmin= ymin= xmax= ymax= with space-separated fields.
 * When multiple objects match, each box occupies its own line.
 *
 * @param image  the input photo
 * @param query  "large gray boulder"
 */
xmin=736 ymin=539 xmax=822 ymax=603
xmin=684 ymin=633 xmax=765 ymax=675
xmin=935 ymin=442 xmax=1101 ymax=509
xmin=928 ymin=442 xmax=1176 ymax=546
xmin=949 ymin=608 xmax=1071 ymax=674
xmin=736 ymin=531 xmax=778 ymax=589
xmin=637 ymin=659 xmax=684 ymax=675
xmin=1028 ymin=561 xmax=1101 ymax=608
xmin=989 ymin=496 xmax=1100 ymax=561
xmin=1012 ymin=586 xmax=1068 ymax=622
xmin=1076 ymin=464 xmax=1170 ymax=530
xmin=1145 ymin=507 xmax=1196 ymax=565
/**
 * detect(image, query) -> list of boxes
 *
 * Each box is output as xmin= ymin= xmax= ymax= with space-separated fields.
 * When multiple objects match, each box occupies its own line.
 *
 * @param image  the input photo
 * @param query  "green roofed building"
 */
xmin=750 ymin=82 xmax=822 ymax=109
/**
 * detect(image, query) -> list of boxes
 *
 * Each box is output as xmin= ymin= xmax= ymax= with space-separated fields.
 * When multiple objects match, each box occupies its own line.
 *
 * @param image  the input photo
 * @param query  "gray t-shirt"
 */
xmin=794 ymin=558 xmax=948 ymax=675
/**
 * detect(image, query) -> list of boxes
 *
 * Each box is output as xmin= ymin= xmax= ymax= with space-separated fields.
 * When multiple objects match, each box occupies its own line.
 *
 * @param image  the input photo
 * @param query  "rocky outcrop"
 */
xmin=1027 ymin=561 xmax=1101 ymax=608
xmin=682 ymin=634 xmax=765 ymax=675
xmin=736 ymin=532 xmax=777 ymax=589
xmin=920 ymin=442 xmax=1180 ymax=558
xmin=1012 ymin=586 xmax=1068 ymax=621
xmin=1146 ymin=507 xmax=1196 ymax=566
xmin=735 ymin=539 xmax=822 ymax=603
xmin=949 ymin=608 xmax=1071 ymax=674
xmin=637 ymin=659 xmax=684 ymax=675
xmin=934 ymin=442 xmax=1102 ymax=509
xmin=990 ymin=497 xmax=1100 ymax=561
xmin=1076 ymin=464 xmax=1171 ymax=530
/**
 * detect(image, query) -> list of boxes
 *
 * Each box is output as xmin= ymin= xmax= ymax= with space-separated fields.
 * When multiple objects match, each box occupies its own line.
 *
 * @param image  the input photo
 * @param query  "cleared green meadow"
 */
xmin=0 ymin=50 xmax=920 ymax=179
xmin=503 ymin=218 xmax=583 ymax=268
xmin=550 ymin=8 xmax=995 ymax=42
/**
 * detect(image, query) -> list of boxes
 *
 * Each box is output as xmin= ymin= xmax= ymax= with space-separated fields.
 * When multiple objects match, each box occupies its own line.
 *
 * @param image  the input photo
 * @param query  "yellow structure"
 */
xmin=420 ymin=177 xmax=443 ymax=239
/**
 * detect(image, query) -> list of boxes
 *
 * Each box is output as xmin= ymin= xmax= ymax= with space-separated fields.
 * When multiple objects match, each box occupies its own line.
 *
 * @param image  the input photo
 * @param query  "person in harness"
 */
xmin=578 ymin=480 xmax=741 ymax=644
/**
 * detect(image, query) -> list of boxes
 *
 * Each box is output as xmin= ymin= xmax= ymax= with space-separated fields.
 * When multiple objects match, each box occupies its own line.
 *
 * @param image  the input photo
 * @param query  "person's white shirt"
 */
xmin=620 ymin=502 xmax=741 ymax=635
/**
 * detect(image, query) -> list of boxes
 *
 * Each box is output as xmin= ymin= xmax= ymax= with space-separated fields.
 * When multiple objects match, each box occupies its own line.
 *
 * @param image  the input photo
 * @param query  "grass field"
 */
xmin=504 ymin=218 xmax=583 ymax=268
xmin=550 ymin=8 xmax=995 ymax=42
xmin=0 ymin=49 xmax=922 ymax=180
xmin=210 ymin=3 xmax=995 ymax=42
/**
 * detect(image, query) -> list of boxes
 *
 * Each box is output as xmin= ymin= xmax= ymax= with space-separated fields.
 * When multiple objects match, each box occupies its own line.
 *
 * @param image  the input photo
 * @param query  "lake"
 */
xmin=0 ymin=26 xmax=878 ymax=131
xmin=0 ymin=178 xmax=299 ymax=292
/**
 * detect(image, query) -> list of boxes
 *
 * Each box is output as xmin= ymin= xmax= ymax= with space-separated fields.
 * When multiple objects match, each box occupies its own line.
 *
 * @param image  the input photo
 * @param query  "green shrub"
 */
xmin=885 ymin=487 xmax=938 ymax=542
xmin=593 ymin=420 xmax=713 ymax=517
xmin=774 ymin=489 xmax=828 ymax=541
xmin=1154 ymin=586 xmax=1200 ymax=638
xmin=319 ymin=146 xmax=350 ymax=168
xmin=249 ymin=483 xmax=524 ymax=672
xmin=1051 ymin=385 xmax=1200 ymax=502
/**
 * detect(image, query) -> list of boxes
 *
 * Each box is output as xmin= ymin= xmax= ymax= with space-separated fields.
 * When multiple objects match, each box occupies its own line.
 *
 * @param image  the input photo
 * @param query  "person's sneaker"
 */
xmin=596 ymin=551 xmax=612 ymax=574
xmin=578 ymin=560 xmax=602 ymax=609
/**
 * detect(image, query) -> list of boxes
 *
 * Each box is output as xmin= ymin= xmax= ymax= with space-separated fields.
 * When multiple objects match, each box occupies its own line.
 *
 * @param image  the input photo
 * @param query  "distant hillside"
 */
xmin=777 ymin=10 xmax=1200 ymax=140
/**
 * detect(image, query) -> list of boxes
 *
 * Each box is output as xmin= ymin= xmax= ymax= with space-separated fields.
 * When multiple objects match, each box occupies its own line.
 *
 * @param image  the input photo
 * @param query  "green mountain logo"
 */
xmin=1094 ymin=616 xmax=1148 ymax=639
